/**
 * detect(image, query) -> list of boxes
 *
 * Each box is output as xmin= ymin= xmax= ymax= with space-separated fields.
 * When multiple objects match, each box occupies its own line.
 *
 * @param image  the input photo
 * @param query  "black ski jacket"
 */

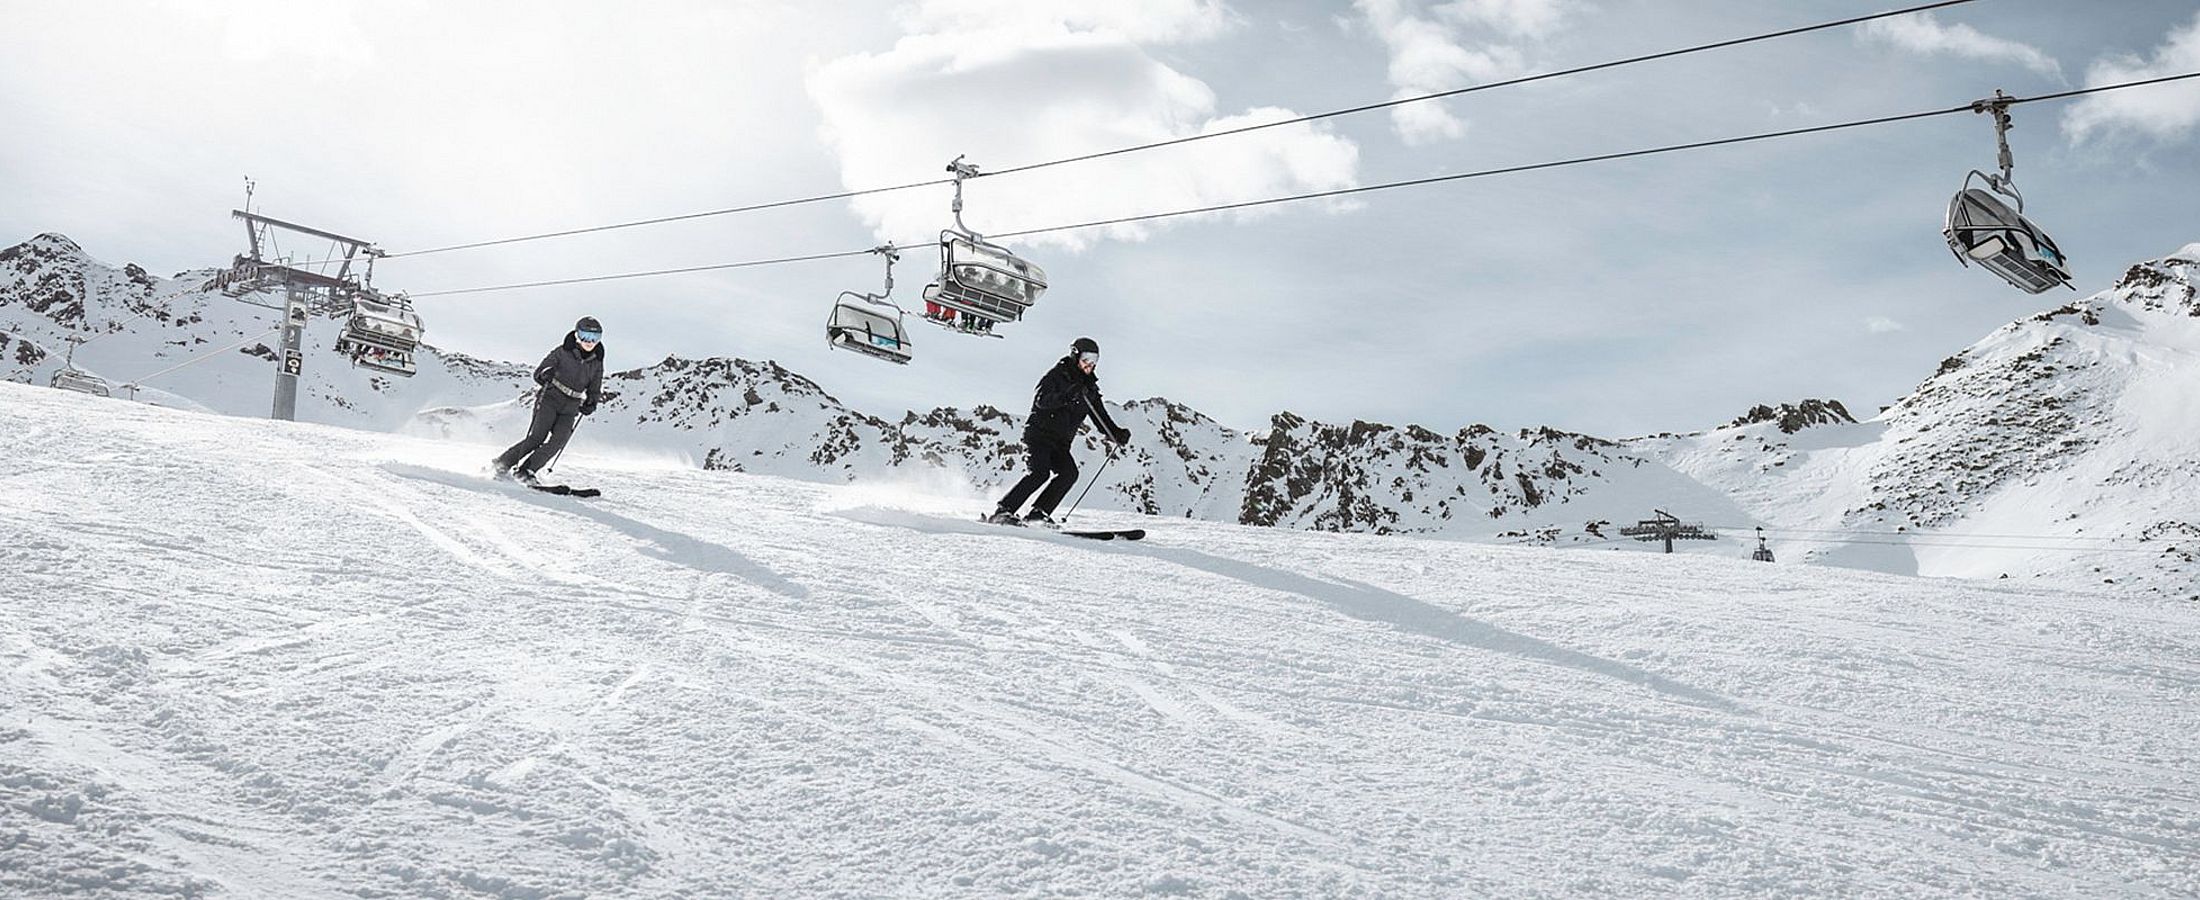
xmin=1023 ymin=356 xmax=1128 ymax=447
xmin=532 ymin=332 xmax=605 ymax=414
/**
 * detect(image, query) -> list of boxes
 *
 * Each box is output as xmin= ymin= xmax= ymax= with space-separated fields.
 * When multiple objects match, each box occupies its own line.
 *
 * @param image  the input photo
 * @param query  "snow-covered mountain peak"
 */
xmin=2106 ymin=245 xmax=2200 ymax=317
xmin=1724 ymin=398 xmax=1857 ymax=434
xmin=2 ymin=231 xmax=87 ymax=262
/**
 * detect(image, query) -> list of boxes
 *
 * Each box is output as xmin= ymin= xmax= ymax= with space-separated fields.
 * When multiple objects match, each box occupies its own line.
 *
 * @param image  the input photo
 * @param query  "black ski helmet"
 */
xmin=576 ymin=316 xmax=603 ymax=334
xmin=1071 ymin=337 xmax=1099 ymax=355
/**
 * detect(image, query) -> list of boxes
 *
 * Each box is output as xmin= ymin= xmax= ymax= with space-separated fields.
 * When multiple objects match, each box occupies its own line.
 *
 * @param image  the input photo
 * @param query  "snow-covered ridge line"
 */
xmin=5 ymin=233 xmax=2199 ymax=594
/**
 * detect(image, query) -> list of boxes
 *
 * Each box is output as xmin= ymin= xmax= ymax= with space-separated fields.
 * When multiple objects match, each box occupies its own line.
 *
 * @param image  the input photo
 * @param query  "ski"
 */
xmin=529 ymin=483 xmax=601 ymax=498
xmin=1065 ymin=529 xmax=1145 ymax=541
xmin=977 ymin=515 xmax=1142 ymax=541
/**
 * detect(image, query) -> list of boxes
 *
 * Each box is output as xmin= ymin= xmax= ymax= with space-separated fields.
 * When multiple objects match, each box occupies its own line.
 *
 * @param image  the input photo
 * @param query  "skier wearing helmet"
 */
xmin=987 ymin=337 xmax=1132 ymax=527
xmin=492 ymin=316 xmax=605 ymax=484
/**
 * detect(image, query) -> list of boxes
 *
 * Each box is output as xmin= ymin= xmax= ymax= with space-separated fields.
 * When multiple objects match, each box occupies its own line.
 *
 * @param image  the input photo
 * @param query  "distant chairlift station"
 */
xmin=825 ymin=243 xmax=913 ymax=365
xmin=1943 ymin=90 xmax=2074 ymax=295
xmin=919 ymin=156 xmax=1048 ymax=339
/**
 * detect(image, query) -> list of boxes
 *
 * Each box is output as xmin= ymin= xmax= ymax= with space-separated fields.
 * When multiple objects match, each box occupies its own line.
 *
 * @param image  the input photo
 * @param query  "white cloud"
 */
xmin=1354 ymin=0 xmax=1557 ymax=145
xmin=1864 ymin=316 xmax=1905 ymax=334
xmin=893 ymin=0 xmax=1235 ymax=44
xmin=2063 ymin=10 xmax=2200 ymax=143
xmin=162 ymin=0 xmax=376 ymax=68
xmin=1857 ymin=12 xmax=2062 ymax=80
xmin=1435 ymin=0 xmax=1570 ymax=39
xmin=806 ymin=3 xmax=1359 ymax=252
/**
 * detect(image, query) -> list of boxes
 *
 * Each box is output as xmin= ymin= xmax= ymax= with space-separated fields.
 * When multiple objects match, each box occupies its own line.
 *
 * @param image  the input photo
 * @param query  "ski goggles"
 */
xmin=576 ymin=329 xmax=603 ymax=342
xmin=1078 ymin=351 xmax=1098 ymax=365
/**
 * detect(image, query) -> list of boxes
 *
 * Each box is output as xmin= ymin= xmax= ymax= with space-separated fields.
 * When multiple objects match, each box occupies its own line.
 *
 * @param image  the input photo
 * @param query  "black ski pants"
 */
xmin=497 ymin=400 xmax=578 ymax=475
xmin=996 ymin=438 xmax=1079 ymax=517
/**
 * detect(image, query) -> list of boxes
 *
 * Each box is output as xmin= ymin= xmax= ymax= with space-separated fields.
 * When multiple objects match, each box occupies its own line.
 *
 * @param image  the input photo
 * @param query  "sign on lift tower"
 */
xmin=1620 ymin=509 xmax=1717 ymax=554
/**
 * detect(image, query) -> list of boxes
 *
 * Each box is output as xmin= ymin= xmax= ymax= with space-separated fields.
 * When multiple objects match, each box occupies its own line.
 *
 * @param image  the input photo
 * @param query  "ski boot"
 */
xmin=985 ymin=509 xmax=1024 ymax=526
xmin=1022 ymin=510 xmax=1059 ymax=530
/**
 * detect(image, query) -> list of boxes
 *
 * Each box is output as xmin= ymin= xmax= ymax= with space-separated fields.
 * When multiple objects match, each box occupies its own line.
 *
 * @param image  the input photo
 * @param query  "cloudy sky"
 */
xmin=4 ymin=0 xmax=2198 ymax=437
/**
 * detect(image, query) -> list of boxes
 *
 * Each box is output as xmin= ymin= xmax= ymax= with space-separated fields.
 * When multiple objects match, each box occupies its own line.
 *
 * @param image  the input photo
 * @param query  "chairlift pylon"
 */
xmin=1942 ymin=90 xmax=2073 ymax=294
xmin=920 ymin=156 xmax=1047 ymax=336
xmin=826 ymin=244 xmax=914 ymax=365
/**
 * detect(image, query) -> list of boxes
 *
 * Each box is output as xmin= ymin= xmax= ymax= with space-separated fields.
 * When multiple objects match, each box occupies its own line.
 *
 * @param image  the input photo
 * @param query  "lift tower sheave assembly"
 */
xmin=205 ymin=209 xmax=423 ymax=420
xmin=1619 ymin=509 xmax=1718 ymax=554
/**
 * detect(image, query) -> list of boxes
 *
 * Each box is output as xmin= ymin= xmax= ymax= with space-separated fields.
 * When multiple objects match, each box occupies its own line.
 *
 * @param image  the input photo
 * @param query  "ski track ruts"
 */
xmin=159 ymin=597 xmax=447 ymax=676
xmin=489 ymin=666 xmax=654 ymax=789
xmin=291 ymin=464 xmax=531 ymax=583
xmin=374 ymin=699 xmax=501 ymax=798
xmin=1105 ymin=627 xmax=1286 ymax=731
xmin=747 ymin=637 xmax=1361 ymax=861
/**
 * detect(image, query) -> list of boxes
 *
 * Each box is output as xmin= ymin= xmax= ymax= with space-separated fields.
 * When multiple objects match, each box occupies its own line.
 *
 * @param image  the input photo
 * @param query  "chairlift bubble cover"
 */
xmin=926 ymin=232 xmax=1046 ymax=324
xmin=826 ymin=296 xmax=913 ymax=365
xmin=1944 ymin=188 xmax=2072 ymax=294
xmin=336 ymin=291 xmax=425 ymax=377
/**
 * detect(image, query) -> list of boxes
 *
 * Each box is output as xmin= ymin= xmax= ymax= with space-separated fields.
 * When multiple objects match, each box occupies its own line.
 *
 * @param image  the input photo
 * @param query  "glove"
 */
xmin=1111 ymin=426 xmax=1132 ymax=445
xmin=579 ymin=402 xmax=598 ymax=417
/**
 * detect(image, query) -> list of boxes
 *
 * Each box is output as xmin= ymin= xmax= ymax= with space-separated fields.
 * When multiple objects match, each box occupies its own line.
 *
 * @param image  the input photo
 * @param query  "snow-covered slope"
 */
xmin=1640 ymin=246 xmax=2200 ymax=592
xmin=2 ymin=383 xmax=2196 ymax=897
xmin=7 ymin=233 xmax=2200 ymax=596
xmin=0 ymin=233 xmax=530 ymax=426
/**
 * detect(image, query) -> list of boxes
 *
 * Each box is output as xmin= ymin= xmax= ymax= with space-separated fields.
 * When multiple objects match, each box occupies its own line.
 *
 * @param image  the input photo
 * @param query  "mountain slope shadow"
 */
xmin=385 ymin=464 xmax=808 ymax=599
xmin=1127 ymin=544 xmax=1746 ymax=713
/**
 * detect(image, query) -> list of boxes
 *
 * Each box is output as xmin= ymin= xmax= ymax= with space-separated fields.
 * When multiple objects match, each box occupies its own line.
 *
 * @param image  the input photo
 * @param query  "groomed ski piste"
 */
xmin=2 ymin=382 xmax=2196 ymax=898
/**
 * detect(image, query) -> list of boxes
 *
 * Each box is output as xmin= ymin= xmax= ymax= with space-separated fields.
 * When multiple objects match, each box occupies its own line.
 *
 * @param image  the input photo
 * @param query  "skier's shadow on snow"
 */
xmin=1122 ymin=544 xmax=1745 ymax=713
xmin=387 ymin=464 xmax=807 ymax=599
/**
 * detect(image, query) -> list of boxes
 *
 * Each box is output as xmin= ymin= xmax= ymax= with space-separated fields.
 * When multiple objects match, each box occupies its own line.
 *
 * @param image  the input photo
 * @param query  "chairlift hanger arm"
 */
xmin=231 ymin=210 xmax=380 ymax=255
xmin=1970 ymin=89 xmax=2018 ymax=186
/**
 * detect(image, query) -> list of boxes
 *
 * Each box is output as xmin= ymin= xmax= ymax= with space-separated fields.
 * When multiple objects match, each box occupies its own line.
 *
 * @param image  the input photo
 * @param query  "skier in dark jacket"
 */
xmin=988 ymin=337 xmax=1132 ymax=527
xmin=492 ymin=316 xmax=605 ymax=484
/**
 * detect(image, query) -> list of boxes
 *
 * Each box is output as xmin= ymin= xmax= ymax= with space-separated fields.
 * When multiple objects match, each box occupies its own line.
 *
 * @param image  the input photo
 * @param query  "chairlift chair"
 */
xmin=919 ymin=156 xmax=1047 ymax=336
xmin=827 ymin=298 xmax=914 ymax=364
xmin=920 ymin=232 xmax=1048 ymax=331
xmin=1944 ymin=181 xmax=2071 ymax=294
xmin=50 ymin=367 xmax=112 ymax=398
xmin=1944 ymin=90 xmax=2073 ymax=295
xmin=825 ymin=244 xmax=914 ymax=365
xmin=336 ymin=289 xmax=425 ymax=377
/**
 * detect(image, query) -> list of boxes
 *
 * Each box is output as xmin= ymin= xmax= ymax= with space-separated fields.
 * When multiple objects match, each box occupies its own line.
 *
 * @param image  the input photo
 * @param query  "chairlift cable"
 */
xmin=377 ymin=0 xmax=1987 ymax=260
xmin=999 ymin=72 xmax=2200 ymax=239
xmin=402 ymin=71 xmax=2200 ymax=299
xmin=382 ymin=178 xmax=957 ymax=260
xmin=407 ymin=248 xmax=879 ymax=298
xmin=983 ymin=0 xmax=1990 ymax=179
xmin=128 ymin=328 xmax=282 ymax=387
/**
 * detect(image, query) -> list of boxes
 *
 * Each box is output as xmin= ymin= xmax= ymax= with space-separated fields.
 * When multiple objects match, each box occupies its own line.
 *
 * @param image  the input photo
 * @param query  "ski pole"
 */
xmin=546 ymin=414 xmax=580 ymax=474
xmin=1060 ymin=447 xmax=1115 ymax=524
